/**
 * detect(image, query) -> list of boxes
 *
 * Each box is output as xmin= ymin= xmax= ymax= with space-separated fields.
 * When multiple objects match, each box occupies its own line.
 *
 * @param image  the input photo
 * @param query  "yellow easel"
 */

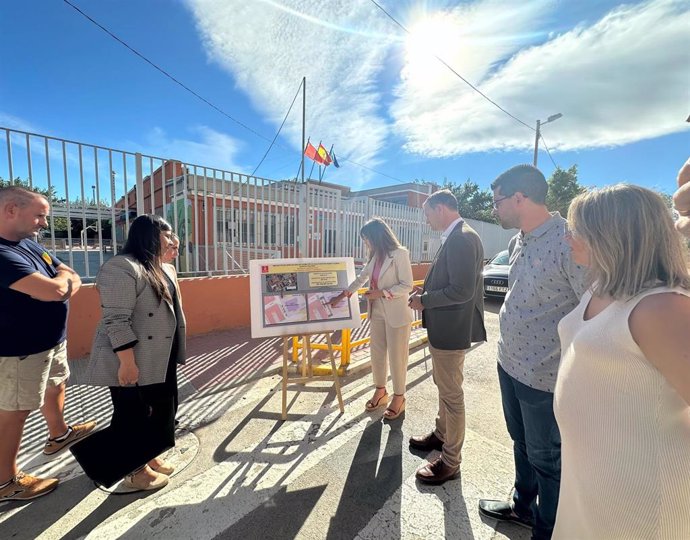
xmin=281 ymin=333 xmax=345 ymax=420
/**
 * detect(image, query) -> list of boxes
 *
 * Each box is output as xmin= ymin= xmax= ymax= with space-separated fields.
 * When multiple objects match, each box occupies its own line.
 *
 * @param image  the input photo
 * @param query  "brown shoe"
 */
xmin=0 ymin=472 xmax=58 ymax=501
xmin=365 ymin=388 xmax=389 ymax=412
xmin=409 ymin=432 xmax=444 ymax=452
xmin=150 ymin=460 xmax=175 ymax=476
xmin=415 ymin=456 xmax=460 ymax=485
xmin=122 ymin=466 xmax=169 ymax=491
xmin=383 ymin=396 xmax=406 ymax=421
xmin=43 ymin=421 xmax=98 ymax=456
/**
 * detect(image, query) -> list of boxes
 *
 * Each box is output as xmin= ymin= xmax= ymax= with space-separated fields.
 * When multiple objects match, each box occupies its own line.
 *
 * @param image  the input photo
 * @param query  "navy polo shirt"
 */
xmin=0 ymin=237 xmax=69 ymax=356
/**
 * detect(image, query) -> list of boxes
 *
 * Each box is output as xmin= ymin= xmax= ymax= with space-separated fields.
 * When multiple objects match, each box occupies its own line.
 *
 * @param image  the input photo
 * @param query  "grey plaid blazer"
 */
xmin=85 ymin=255 xmax=187 ymax=387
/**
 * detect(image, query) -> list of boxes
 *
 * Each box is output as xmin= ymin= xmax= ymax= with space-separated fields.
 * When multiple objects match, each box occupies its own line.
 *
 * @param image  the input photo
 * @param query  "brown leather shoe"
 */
xmin=409 ymin=432 xmax=444 ymax=452
xmin=415 ymin=456 xmax=460 ymax=485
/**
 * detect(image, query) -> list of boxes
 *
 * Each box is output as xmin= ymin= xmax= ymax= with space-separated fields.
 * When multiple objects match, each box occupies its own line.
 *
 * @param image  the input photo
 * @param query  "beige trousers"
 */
xmin=368 ymin=300 xmax=411 ymax=395
xmin=430 ymin=345 xmax=467 ymax=468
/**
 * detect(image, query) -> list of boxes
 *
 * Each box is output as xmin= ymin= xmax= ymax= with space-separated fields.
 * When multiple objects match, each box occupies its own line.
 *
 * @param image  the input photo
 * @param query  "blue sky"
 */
xmin=1 ymin=0 xmax=688 ymax=196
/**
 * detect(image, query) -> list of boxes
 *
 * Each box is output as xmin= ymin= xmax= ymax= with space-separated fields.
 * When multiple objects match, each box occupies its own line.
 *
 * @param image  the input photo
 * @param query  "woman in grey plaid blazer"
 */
xmin=86 ymin=214 xmax=186 ymax=491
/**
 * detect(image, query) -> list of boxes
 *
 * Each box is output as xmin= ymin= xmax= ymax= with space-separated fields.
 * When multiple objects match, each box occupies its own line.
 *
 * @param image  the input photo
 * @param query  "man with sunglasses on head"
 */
xmin=478 ymin=165 xmax=585 ymax=540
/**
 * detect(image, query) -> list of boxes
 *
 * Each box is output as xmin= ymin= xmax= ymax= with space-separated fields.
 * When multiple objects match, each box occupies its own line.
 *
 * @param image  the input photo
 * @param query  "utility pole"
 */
xmin=533 ymin=119 xmax=541 ymax=167
xmin=533 ymin=113 xmax=562 ymax=167
xmin=301 ymin=76 xmax=306 ymax=183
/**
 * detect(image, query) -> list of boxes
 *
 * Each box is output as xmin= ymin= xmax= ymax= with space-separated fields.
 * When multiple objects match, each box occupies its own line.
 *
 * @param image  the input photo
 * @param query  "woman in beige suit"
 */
xmin=87 ymin=215 xmax=186 ymax=491
xmin=331 ymin=218 xmax=414 ymax=420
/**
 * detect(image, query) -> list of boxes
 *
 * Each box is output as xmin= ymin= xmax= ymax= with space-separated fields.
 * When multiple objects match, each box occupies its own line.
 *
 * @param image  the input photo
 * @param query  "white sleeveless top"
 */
xmin=553 ymin=286 xmax=690 ymax=539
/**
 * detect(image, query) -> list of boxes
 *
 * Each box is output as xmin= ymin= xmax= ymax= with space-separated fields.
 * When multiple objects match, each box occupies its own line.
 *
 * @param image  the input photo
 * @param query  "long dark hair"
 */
xmin=360 ymin=218 xmax=401 ymax=261
xmin=122 ymin=214 xmax=173 ymax=303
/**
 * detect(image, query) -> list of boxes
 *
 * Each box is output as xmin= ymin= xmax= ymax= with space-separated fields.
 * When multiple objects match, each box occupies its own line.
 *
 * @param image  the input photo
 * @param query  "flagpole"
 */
xmin=319 ymin=144 xmax=335 ymax=183
xmin=296 ymin=136 xmax=310 ymax=182
xmin=301 ymin=76 xmax=306 ymax=183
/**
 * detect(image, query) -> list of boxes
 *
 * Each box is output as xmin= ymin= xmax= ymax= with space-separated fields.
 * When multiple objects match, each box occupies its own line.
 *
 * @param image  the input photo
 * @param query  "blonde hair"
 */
xmin=568 ymin=184 xmax=690 ymax=299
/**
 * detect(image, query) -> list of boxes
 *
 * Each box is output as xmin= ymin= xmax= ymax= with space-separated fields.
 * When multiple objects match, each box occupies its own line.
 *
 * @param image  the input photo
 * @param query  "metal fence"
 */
xmin=1 ymin=126 xmax=515 ymax=278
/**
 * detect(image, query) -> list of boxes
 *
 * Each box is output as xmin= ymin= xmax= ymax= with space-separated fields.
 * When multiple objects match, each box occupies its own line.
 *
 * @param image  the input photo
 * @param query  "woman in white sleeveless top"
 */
xmin=553 ymin=184 xmax=690 ymax=539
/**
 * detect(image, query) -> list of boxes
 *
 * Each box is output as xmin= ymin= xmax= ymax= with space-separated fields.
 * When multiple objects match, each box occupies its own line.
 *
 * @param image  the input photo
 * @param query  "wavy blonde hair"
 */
xmin=568 ymin=184 xmax=690 ymax=299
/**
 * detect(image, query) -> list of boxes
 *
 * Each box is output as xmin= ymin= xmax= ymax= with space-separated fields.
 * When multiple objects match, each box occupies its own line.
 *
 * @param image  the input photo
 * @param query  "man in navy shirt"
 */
xmin=0 ymin=186 xmax=96 ymax=501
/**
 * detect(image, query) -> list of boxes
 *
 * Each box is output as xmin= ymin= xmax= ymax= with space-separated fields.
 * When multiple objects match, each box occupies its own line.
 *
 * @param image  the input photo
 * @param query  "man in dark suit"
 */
xmin=408 ymin=189 xmax=486 ymax=484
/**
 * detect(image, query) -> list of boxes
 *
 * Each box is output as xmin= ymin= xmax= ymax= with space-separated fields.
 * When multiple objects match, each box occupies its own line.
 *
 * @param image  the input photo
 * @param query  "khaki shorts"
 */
xmin=0 ymin=341 xmax=70 ymax=411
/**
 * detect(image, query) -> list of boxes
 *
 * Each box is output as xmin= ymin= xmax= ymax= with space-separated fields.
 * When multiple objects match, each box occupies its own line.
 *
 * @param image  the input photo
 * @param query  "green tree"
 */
xmin=546 ymin=165 xmax=586 ymax=217
xmin=446 ymin=179 xmax=497 ymax=224
xmin=0 ymin=177 xmax=69 ymax=231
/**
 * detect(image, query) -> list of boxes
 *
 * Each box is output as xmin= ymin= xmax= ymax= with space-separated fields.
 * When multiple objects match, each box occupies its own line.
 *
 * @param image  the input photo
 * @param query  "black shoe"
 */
xmin=409 ymin=432 xmax=444 ymax=452
xmin=478 ymin=500 xmax=534 ymax=529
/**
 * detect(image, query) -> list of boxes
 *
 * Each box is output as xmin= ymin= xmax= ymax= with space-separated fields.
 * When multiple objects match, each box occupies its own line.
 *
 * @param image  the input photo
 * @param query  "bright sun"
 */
xmin=405 ymin=14 xmax=461 ymax=86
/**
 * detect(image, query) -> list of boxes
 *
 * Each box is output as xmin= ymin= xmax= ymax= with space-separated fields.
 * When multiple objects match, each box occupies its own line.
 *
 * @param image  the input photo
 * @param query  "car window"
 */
xmin=491 ymin=250 xmax=510 ymax=265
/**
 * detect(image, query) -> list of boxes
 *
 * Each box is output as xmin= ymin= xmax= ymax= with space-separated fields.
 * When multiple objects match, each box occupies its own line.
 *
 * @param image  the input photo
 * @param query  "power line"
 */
xmin=342 ymin=158 xmax=408 ymax=184
xmin=368 ymin=0 xmax=535 ymax=132
xmin=63 ymin=0 xmax=413 ymax=186
xmin=539 ymin=133 xmax=559 ymax=168
xmin=63 ymin=0 xmax=278 ymax=146
xmin=251 ymin=80 xmax=303 ymax=176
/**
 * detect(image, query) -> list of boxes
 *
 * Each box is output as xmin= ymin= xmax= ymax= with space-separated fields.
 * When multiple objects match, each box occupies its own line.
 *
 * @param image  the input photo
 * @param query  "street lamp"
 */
xmin=533 ymin=113 xmax=562 ymax=167
xmin=91 ymin=185 xmax=96 ymax=204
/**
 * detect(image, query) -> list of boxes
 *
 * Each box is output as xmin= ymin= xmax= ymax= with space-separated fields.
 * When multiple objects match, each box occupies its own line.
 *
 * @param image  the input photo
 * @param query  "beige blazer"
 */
xmin=86 ymin=255 xmax=187 ymax=387
xmin=347 ymin=247 xmax=414 ymax=328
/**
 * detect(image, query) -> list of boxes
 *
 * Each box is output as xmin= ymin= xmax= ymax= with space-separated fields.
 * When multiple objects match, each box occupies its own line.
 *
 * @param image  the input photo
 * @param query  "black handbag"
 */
xmin=70 ymin=386 xmax=175 ymax=488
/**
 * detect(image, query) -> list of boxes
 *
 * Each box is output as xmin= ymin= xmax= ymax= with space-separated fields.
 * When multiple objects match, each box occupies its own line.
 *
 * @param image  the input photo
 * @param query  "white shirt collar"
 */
xmin=440 ymin=217 xmax=463 ymax=245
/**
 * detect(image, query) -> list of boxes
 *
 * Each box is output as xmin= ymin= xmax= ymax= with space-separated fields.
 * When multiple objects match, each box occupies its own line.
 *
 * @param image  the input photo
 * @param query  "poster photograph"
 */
xmin=265 ymin=272 xmax=298 ymax=292
xmin=249 ymin=257 xmax=362 ymax=338
xmin=263 ymin=293 xmax=307 ymax=325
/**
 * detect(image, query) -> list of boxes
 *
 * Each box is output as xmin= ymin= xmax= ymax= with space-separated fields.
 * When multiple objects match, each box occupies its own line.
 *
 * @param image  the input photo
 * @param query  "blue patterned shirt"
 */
xmin=497 ymin=212 xmax=586 ymax=392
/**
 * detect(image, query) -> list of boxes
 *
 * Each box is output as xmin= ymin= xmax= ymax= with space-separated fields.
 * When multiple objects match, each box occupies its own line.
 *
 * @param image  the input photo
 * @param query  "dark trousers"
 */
xmin=109 ymin=356 xmax=178 ymax=465
xmin=498 ymin=364 xmax=561 ymax=540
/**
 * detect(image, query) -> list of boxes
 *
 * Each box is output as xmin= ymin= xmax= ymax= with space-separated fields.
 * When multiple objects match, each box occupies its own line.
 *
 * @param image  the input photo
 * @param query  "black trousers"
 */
xmin=108 ymin=351 xmax=178 ymax=460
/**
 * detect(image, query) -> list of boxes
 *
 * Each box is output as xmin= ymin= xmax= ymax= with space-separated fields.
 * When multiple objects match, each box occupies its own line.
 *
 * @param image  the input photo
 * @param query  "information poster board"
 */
xmin=249 ymin=257 xmax=361 ymax=338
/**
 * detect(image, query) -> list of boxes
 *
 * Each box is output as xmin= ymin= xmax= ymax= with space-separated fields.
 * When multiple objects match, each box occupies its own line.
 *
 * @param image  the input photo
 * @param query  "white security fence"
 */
xmin=1 ymin=126 xmax=514 ymax=278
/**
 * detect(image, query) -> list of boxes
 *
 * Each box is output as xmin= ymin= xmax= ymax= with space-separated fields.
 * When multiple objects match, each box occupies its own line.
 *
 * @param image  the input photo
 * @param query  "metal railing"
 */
xmin=1 ymin=127 xmax=436 ymax=276
xmin=2 ymin=126 xmax=516 ymax=278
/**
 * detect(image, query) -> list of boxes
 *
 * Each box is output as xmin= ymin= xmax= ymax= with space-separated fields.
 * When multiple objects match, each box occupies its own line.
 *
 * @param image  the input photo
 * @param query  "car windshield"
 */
xmin=490 ymin=250 xmax=510 ymax=265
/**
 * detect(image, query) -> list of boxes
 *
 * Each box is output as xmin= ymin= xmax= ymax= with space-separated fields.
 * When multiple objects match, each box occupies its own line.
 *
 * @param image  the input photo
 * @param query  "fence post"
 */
xmin=298 ymin=182 xmax=309 ymax=258
xmin=135 ymin=152 xmax=144 ymax=217
xmin=416 ymin=207 xmax=424 ymax=262
xmin=335 ymin=192 xmax=343 ymax=257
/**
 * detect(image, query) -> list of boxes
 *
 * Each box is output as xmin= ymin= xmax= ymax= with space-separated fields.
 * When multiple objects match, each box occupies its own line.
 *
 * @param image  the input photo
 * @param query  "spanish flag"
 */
xmin=305 ymin=142 xmax=327 ymax=165
xmin=317 ymin=144 xmax=332 ymax=166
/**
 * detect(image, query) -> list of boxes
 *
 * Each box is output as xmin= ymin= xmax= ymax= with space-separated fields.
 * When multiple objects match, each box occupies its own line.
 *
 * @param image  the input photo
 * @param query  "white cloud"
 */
xmin=184 ymin=0 xmax=393 ymax=186
xmin=183 ymin=0 xmax=689 ymax=173
xmin=135 ymin=126 xmax=246 ymax=172
xmin=0 ymin=112 xmax=39 ymax=133
xmin=392 ymin=0 xmax=690 ymax=156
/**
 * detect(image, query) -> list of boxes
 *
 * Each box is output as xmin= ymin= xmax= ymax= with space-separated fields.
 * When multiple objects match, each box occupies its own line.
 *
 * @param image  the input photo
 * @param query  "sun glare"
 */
xmin=405 ymin=14 xmax=461 ymax=86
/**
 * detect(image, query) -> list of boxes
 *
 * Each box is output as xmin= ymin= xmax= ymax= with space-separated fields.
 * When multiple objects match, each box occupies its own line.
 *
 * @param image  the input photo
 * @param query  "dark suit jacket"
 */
xmin=421 ymin=220 xmax=486 ymax=350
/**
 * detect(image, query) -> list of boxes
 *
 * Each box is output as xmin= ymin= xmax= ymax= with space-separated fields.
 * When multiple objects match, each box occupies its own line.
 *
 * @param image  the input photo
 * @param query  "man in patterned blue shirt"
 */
xmin=478 ymin=165 xmax=586 ymax=540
